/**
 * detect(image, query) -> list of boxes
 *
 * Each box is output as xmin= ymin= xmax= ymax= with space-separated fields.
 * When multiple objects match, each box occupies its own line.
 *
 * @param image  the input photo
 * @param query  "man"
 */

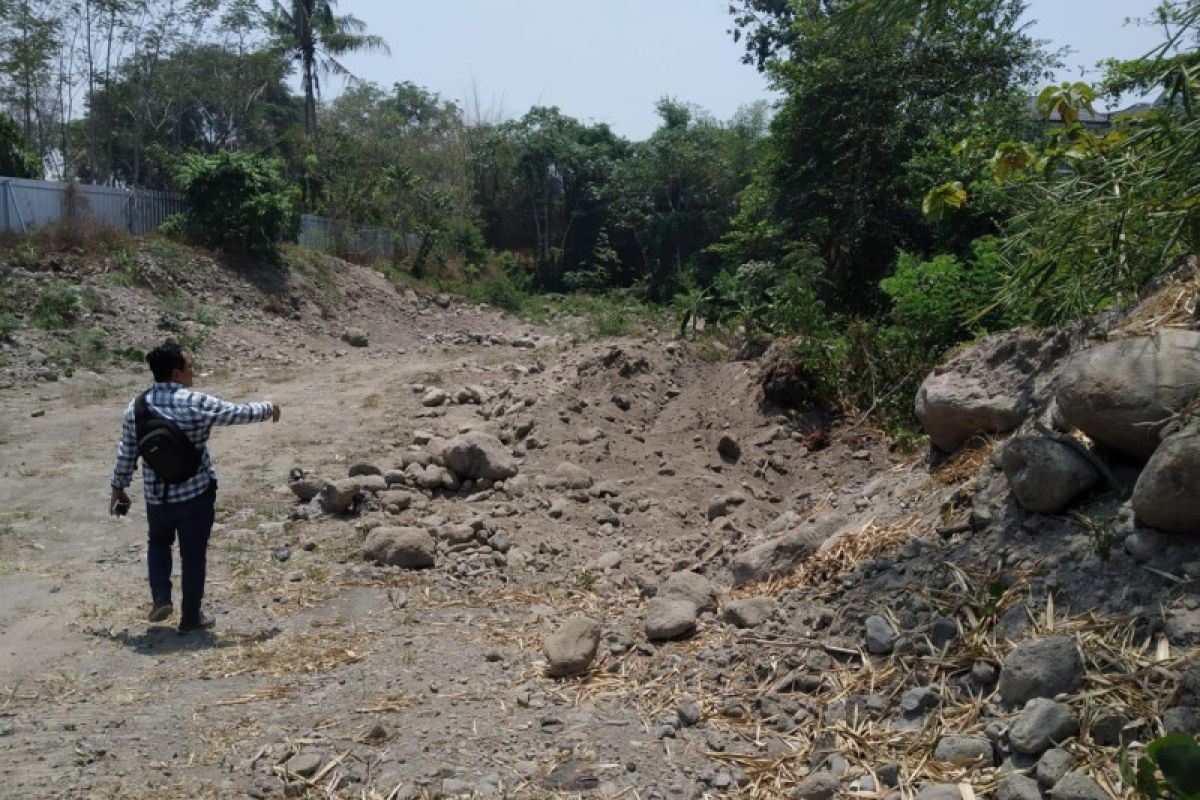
xmin=109 ymin=340 xmax=281 ymax=633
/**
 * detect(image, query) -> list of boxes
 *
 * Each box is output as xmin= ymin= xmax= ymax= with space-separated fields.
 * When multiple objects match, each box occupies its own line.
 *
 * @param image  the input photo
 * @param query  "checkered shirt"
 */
xmin=110 ymin=382 xmax=273 ymax=505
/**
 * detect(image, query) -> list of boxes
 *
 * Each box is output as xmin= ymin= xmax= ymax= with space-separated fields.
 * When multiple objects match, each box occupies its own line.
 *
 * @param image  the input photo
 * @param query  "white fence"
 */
xmin=0 ymin=175 xmax=407 ymax=260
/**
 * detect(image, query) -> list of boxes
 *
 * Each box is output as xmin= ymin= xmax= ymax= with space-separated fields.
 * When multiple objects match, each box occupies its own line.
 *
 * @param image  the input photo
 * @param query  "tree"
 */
xmin=726 ymin=0 xmax=1052 ymax=311
xmin=0 ymin=0 xmax=59 ymax=154
xmin=0 ymin=110 xmax=42 ymax=177
xmin=262 ymin=0 xmax=389 ymax=144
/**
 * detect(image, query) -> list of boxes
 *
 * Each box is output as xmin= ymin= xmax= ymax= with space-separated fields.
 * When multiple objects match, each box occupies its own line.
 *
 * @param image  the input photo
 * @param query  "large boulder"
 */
xmin=998 ymin=637 xmax=1085 ymax=706
xmin=362 ymin=526 xmax=436 ymax=568
xmin=1000 ymin=437 xmax=1100 ymax=514
xmin=731 ymin=514 xmax=847 ymax=587
xmin=543 ymin=616 xmax=602 ymax=678
xmin=916 ymin=330 xmax=1071 ymax=452
xmin=1056 ymin=330 xmax=1200 ymax=460
xmin=1132 ymin=426 xmax=1200 ymax=533
xmin=440 ymin=432 xmax=518 ymax=481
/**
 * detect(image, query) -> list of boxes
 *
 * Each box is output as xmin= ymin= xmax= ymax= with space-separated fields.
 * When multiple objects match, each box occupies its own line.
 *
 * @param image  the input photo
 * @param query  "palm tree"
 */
xmin=264 ymin=0 xmax=390 ymax=143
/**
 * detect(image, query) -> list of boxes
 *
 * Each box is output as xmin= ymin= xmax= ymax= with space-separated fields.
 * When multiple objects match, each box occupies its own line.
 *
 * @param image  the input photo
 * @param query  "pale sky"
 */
xmin=333 ymin=1 xmax=1170 ymax=140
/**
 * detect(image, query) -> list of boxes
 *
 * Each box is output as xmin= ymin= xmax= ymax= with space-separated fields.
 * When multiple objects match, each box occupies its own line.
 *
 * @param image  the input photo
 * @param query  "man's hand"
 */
xmin=271 ymin=403 xmax=282 ymax=423
xmin=110 ymin=487 xmax=131 ymax=516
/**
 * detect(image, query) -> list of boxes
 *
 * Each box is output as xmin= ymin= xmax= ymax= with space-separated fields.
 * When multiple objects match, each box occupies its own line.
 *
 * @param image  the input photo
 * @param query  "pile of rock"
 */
xmin=917 ymin=329 xmax=1200 ymax=534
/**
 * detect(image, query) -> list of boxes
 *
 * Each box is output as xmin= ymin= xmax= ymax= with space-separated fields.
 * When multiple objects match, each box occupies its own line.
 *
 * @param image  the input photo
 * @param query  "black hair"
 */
xmin=146 ymin=340 xmax=186 ymax=382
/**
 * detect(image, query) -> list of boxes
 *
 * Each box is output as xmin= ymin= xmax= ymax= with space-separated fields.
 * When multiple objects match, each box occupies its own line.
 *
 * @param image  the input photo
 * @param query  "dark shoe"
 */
xmin=177 ymin=613 xmax=215 ymax=634
xmin=147 ymin=602 xmax=173 ymax=623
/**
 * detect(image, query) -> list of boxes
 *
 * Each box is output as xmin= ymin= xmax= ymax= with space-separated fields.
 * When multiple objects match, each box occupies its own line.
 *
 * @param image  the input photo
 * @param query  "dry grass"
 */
xmin=1115 ymin=257 xmax=1199 ymax=338
xmin=198 ymin=628 xmax=372 ymax=679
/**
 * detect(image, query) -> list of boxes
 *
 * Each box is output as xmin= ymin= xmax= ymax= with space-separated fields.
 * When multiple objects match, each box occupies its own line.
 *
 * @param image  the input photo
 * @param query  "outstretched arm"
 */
xmin=186 ymin=391 xmax=275 ymax=426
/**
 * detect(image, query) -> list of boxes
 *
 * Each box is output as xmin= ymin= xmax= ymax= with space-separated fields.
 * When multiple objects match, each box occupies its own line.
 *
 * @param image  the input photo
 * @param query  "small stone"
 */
xmin=718 ymin=434 xmax=741 ymax=462
xmin=286 ymin=752 xmax=323 ymax=778
xmin=644 ymin=598 xmax=698 ymax=641
xmin=1010 ymin=698 xmax=1079 ymax=756
xmin=659 ymin=571 xmax=719 ymax=613
xmin=999 ymin=637 xmax=1085 ymax=706
xmin=997 ymin=774 xmax=1041 ymax=800
xmin=933 ymin=734 xmax=994 ymax=766
xmin=1088 ymin=713 xmax=1129 ymax=746
xmin=1161 ymin=706 xmax=1200 ymax=736
xmin=865 ymin=615 xmax=896 ymax=654
xmin=1036 ymin=748 xmax=1076 ymax=789
xmin=543 ymin=616 xmax=602 ymax=678
xmin=900 ymin=685 xmax=940 ymax=716
xmin=915 ymin=784 xmax=962 ymax=800
xmin=722 ymin=598 xmax=775 ymax=629
xmin=677 ymin=701 xmax=702 ymax=727
xmin=791 ymin=772 xmax=839 ymax=800
xmin=1048 ymin=772 xmax=1108 ymax=800
xmin=707 ymin=498 xmax=729 ymax=521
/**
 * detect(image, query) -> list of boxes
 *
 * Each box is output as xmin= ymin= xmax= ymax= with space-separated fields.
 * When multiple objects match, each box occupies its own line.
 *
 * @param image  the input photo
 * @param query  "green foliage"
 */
xmin=0 ymin=111 xmax=41 ymax=178
xmin=1122 ymin=735 xmax=1200 ymax=800
xmin=881 ymin=238 xmax=1010 ymax=349
xmin=31 ymin=282 xmax=79 ymax=330
xmin=0 ymin=312 xmax=18 ymax=341
xmin=174 ymin=150 xmax=299 ymax=259
xmin=68 ymin=328 xmax=110 ymax=370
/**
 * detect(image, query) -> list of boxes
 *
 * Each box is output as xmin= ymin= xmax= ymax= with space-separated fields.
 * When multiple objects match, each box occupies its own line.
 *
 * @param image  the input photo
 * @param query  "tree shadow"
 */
xmin=217 ymin=250 xmax=291 ymax=296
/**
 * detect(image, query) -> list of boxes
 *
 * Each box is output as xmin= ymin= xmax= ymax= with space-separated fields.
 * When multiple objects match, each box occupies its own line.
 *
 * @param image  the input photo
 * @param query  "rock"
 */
xmin=644 ymin=598 xmax=698 ymax=641
xmin=865 ymin=616 xmax=896 ymax=655
xmin=660 ymin=571 xmax=719 ymax=613
xmin=1132 ymin=426 xmax=1200 ymax=534
xmin=421 ymin=388 xmax=448 ymax=407
xmin=286 ymin=752 xmax=323 ymax=778
xmin=357 ymin=474 xmax=387 ymax=492
xmin=319 ymin=478 xmax=361 ymax=514
xmin=916 ymin=330 xmax=1070 ymax=452
xmin=548 ymin=462 xmax=593 ymax=490
xmin=718 ymin=434 xmax=741 ymax=462
xmin=928 ymin=616 xmax=959 ymax=648
xmin=1000 ymin=437 xmax=1100 ymax=514
xmin=998 ymin=637 xmax=1085 ymax=706
xmin=915 ymin=784 xmax=962 ymax=800
xmin=998 ymin=774 xmax=1042 ymax=800
xmin=1010 ymin=698 xmax=1080 ymax=755
xmin=1037 ymin=748 xmax=1077 ymax=789
xmin=677 ymin=701 xmax=702 ymax=726
xmin=378 ymin=490 xmax=413 ymax=512
xmin=543 ymin=616 xmax=602 ymax=678
xmin=707 ymin=498 xmax=729 ymax=521
xmin=362 ymin=527 xmax=436 ymax=569
xmin=289 ymin=479 xmax=321 ymax=502
xmin=732 ymin=514 xmax=847 ymax=587
xmin=933 ymin=734 xmax=994 ymax=766
xmin=594 ymin=551 xmax=622 ymax=571
xmin=348 ymin=461 xmax=382 ymax=477
xmin=341 ymin=327 xmax=368 ymax=347
xmin=791 ymin=772 xmax=839 ymax=800
xmin=1057 ymin=330 xmax=1200 ymax=460
xmin=440 ymin=433 xmax=518 ymax=481
xmin=722 ymin=598 xmax=775 ymax=629
xmin=900 ymin=685 xmax=940 ymax=715
xmin=1089 ymin=713 xmax=1129 ymax=746
xmin=1048 ymin=773 xmax=1108 ymax=800
xmin=1161 ymin=706 xmax=1200 ymax=736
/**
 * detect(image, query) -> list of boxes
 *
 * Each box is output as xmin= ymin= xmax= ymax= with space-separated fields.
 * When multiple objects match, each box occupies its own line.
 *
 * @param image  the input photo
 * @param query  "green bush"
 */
xmin=0 ymin=112 xmax=41 ymax=179
xmin=69 ymin=328 xmax=110 ymax=369
xmin=881 ymin=237 xmax=1010 ymax=349
xmin=31 ymin=282 xmax=79 ymax=329
xmin=174 ymin=151 xmax=299 ymax=259
xmin=0 ymin=312 xmax=18 ymax=341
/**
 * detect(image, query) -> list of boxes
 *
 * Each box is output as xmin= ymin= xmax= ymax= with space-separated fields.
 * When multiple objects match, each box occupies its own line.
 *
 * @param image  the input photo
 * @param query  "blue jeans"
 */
xmin=146 ymin=482 xmax=216 ymax=623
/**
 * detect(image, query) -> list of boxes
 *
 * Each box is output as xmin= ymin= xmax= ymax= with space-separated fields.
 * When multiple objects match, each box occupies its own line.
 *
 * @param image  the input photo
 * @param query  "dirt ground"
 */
xmin=2 ymin=246 xmax=1197 ymax=800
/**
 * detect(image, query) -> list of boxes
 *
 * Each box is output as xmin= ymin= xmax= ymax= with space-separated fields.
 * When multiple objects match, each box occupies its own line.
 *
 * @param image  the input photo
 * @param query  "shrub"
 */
xmin=0 ymin=312 xmax=18 ymax=341
xmin=881 ymin=237 xmax=1010 ymax=349
xmin=0 ymin=112 xmax=41 ymax=179
xmin=174 ymin=151 xmax=299 ymax=259
xmin=31 ymin=282 xmax=79 ymax=329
